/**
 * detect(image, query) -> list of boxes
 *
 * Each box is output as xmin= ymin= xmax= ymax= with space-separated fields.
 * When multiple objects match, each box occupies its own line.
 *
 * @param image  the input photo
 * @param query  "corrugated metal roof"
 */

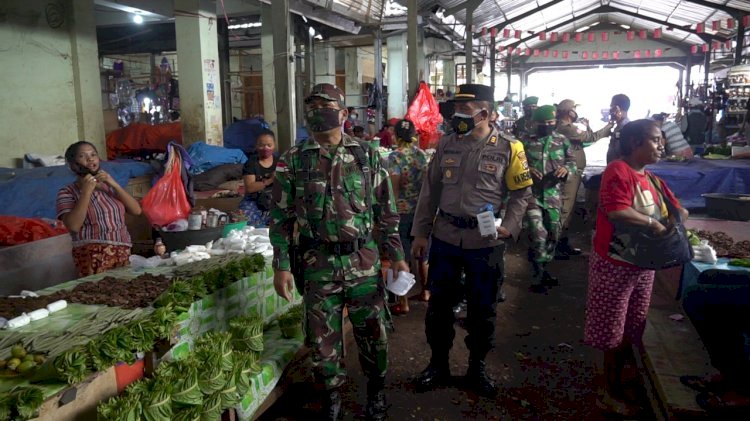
xmin=419 ymin=0 xmax=745 ymax=54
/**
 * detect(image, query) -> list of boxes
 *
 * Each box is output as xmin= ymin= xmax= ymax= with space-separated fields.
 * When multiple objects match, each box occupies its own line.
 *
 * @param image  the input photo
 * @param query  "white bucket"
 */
xmin=386 ymin=270 xmax=416 ymax=296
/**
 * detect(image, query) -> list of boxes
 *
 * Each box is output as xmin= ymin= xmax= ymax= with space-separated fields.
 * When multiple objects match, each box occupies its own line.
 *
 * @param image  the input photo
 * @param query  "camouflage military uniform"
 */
xmin=270 ymin=135 xmax=404 ymax=390
xmin=555 ymin=121 xmax=612 ymax=229
xmin=521 ymin=131 xmax=577 ymax=264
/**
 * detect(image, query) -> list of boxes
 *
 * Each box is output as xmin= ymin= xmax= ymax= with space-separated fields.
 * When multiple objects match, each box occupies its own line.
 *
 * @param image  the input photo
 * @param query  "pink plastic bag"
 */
xmin=142 ymin=147 xmax=191 ymax=228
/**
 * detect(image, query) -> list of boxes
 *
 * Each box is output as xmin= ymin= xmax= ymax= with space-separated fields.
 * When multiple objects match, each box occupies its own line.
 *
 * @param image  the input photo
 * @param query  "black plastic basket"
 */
xmin=158 ymin=226 xmax=224 ymax=252
xmin=702 ymin=193 xmax=750 ymax=221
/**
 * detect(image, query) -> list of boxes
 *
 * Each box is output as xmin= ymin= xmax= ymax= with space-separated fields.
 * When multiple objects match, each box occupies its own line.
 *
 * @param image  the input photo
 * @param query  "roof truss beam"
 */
xmin=681 ymin=0 xmax=744 ymax=17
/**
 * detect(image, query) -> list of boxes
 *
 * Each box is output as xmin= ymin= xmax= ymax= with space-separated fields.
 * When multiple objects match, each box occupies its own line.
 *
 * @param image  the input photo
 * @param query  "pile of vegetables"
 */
xmin=97 ymin=329 xmax=262 ymax=420
xmin=0 ymin=386 xmax=44 ymax=420
xmin=277 ymin=305 xmax=304 ymax=339
xmin=0 ymin=254 xmax=267 ymax=419
xmin=229 ymin=313 xmax=265 ymax=356
xmin=0 ymin=344 xmax=45 ymax=376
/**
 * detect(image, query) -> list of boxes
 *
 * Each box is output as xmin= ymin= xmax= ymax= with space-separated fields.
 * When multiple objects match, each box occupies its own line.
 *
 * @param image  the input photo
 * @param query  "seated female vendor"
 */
xmin=239 ymin=129 xmax=278 ymax=227
xmin=56 ymin=141 xmax=142 ymax=277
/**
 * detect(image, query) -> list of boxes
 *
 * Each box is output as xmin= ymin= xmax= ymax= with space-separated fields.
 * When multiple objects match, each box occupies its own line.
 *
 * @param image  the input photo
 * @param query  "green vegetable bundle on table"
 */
xmin=229 ymin=313 xmax=265 ymax=356
xmin=0 ymin=386 xmax=44 ymax=420
xmin=98 ymin=329 xmax=262 ymax=421
xmin=277 ymin=304 xmax=304 ymax=339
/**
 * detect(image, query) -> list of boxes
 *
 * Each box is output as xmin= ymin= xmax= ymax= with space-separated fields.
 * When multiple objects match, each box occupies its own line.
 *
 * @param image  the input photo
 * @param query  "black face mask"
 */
xmin=306 ymin=108 xmax=342 ymax=132
xmin=536 ymin=125 xmax=556 ymax=137
xmin=450 ymin=111 xmax=483 ymax=135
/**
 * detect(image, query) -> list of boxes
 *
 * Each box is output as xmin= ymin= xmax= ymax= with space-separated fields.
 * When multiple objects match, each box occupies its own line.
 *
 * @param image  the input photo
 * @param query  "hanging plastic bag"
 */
xmin=142 ymin=145 xmax=192 ymax=228
xmin=405 ymin=82 xmax=444 ymax=149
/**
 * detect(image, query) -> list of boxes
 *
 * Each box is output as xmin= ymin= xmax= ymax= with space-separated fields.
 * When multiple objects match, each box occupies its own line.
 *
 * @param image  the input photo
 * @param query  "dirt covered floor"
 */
xmin=258 ymin=217 xmax=654 ymax=420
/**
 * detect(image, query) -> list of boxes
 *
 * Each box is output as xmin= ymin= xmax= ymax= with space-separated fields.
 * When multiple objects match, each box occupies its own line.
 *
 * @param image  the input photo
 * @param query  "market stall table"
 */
xmin=0 ymin=256 xmax=302 ymax=420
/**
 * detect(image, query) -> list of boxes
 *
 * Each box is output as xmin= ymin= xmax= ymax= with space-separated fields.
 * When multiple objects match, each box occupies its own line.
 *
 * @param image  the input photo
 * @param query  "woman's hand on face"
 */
xmin=94 ymin=170 xmax=116 ymax=187
xmin=81 ymin=174 xmax=98 ymax=195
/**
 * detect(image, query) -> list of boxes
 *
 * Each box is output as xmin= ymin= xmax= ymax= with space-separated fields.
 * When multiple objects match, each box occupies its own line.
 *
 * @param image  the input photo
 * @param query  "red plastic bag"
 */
xmin=142 ymin=147 xmax=191 ymax=228
xmin=405 ymin=82 xmax=444 ymax=149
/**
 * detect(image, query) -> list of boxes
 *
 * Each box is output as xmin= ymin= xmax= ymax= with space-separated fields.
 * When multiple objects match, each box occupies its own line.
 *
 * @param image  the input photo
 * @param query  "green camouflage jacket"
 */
xmin=269 ymin=135 xmax=404 ymax=278
xmin=521 ymin=132 xmax=577 ymax=210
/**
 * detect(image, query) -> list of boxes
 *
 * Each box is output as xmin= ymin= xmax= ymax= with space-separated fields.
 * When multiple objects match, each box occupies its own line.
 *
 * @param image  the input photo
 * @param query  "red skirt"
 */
xmin=72 ymin=243 xmax=131 ymax=277
xmin=584 ymin=251 xmax=655 ymax=350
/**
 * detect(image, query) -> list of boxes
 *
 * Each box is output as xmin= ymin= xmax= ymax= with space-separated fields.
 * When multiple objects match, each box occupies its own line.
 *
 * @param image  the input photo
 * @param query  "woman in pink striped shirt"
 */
xmin=56 ymin=141 xmax=142 ymax=277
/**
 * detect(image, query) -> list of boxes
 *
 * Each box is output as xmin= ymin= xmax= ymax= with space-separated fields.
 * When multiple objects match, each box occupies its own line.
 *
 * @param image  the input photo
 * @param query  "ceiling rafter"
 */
xmin=507 ymin=4 xmax=728 ymax=49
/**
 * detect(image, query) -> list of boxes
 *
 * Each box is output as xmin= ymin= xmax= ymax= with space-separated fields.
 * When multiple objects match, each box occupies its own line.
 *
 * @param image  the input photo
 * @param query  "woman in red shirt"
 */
xmin=57 ymin=141 xmax=142 ymax=277
xmin=584 ymin=119 xmax=689 ymax=415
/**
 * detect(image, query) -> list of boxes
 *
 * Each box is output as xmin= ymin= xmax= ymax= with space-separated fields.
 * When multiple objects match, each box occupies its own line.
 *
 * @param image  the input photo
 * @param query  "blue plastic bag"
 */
xmin=186 ymin=142 xmax=248 ymax=175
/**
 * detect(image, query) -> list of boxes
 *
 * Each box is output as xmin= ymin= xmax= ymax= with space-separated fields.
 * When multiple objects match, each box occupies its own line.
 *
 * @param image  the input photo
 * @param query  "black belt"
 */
xmin=299 ymin=234 xmax=372 ymax=255
xmin=438 ymin=209 xmax=500 ymax=229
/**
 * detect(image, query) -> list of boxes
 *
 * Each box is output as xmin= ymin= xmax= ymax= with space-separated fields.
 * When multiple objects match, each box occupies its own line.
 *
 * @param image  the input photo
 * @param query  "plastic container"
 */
xmin=160 ymin=226 xmax=223 ymax=252
xmin=222 ymin=221 xmax=248 ymax=237
xmin=702 ymin=193 xmax=750 ymax=221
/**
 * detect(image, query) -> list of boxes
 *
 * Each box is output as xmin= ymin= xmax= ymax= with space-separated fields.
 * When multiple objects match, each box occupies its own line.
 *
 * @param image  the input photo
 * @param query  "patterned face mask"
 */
xmin=306 ymin=108 xmax=342 ymax=132
xmin=451 ymin=111 xmax=482 ymax=135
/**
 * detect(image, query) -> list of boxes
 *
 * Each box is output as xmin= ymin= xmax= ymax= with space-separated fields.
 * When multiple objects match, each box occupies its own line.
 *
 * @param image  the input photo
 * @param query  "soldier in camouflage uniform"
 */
xmin=513 ymin=96 xmax=539 ymax=139
xmin=269 ymin=83 xmax=408 ymax=421
xmin=522 ymin=105 xmax=577 ymax=293
xmin=555 ymin=99 xmax=613 ymax=257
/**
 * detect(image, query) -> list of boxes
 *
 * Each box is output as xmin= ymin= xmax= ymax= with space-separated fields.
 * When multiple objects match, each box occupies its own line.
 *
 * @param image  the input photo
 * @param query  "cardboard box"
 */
xmin=34 ymin=367 xmax=118 ymax=421
xmin=195 ymin=196 xmax=243 ymax=213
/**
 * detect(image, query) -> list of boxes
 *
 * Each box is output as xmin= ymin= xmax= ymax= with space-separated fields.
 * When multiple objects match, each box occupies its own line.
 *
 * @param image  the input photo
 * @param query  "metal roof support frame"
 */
xmin=408 ymin=0 xmax=419 ymax=99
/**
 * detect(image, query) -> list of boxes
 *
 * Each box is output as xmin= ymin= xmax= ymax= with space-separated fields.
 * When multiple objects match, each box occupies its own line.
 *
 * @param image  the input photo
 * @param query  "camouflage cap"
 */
xmin=556 ymin=99 xmax=578 ymax=112
xmin=532 ymin=105 xmax=557 ymax=122
xmin=522 ymin=96 xmax=539 ymax=106
xmin=305 ymin=83 xmax=346 ymax=107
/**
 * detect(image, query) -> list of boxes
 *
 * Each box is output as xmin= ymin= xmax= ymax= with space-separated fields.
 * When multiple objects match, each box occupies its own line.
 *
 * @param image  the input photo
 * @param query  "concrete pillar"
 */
xmin=387 ymin=33 xmax=408 ymax=119
xmin=314 ymin=43 xmax=336 ymax=85
xmin=261 ymin=4 xmax=277 ymax=134
xmin=70 ymin=0 xmax=104 ymax=150
xmin=407 ymin=0 xmax=419 ymax=99
xmin=175 ymin=0 xmax=223 ymax=146
xmin=271 ymin=0 xmax=296 ymax=151
xmin=344 ymin=47 xmax=361 ymax=106
xmin=229 ymin=52 xmax=242 ymax=121
xmin=443 ymin=59 xmax=456 ymax=93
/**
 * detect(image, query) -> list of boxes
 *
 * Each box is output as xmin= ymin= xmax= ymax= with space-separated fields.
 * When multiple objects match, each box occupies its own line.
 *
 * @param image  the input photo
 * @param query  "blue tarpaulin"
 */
xmin=585 ymin=159 xmax=750 ymax=209
xmin=0 ymin=160 xmax=154 ymax=219
xmin=186 ymin=142 xmax=248 ymax=175
xmin=223 ymin=118 xmax=270 ymax=154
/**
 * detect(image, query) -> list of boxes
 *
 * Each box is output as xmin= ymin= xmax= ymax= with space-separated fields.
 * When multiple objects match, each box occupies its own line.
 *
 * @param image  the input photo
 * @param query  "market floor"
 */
xmin=257 ymin=219 xmax=655 ymax=420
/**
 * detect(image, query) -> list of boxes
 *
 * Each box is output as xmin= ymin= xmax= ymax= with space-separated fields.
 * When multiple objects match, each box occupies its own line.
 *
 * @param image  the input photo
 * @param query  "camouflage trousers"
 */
xmin=304 ymin=271 xmax=390 ymax=390
xmin=525 ymin=205 xmax=561 ymax=264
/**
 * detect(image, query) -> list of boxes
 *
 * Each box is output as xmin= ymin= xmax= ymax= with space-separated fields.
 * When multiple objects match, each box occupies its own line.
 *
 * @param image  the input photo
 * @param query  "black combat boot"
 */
xmin=365 ymin=376 xmax=387 ymax=421
xmin=321 ymin=388 xmax=342 ymax=421
xmin=414 ymin=356 xmax=451 ymax=391
xmin=556 ymin=237 xmax=582 ymax=258
xmin=541 ymin=270 xmax=559 ymax=286
xmin=529 ymin=262 xmax=547 ymax=294
xmin=465 ymin=358 xmax=497 ymax=397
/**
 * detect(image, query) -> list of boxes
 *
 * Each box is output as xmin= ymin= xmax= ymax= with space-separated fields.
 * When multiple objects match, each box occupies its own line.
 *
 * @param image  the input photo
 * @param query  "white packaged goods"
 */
xmin=386 ymin=270 xmax=416 ymax=296
xmin=7 ymin=314 xmax=31 ymax=329
xmin=27 ymin=308 xmax=50 ymax=321
xmin=46 ymin=300 xmax=68 ymax=313
xmin=477 ymin=210 xmax=497 ymax=238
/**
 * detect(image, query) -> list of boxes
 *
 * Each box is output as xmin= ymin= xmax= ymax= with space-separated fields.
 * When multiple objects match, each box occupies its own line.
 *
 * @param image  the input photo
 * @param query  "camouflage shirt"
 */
xmin=521 ymin=132 xmax=577 ymax=210
xmin=555 ymin=121 xmax=613 ymax=150
xmin=269 ymin=135 xmax=404 ymax=277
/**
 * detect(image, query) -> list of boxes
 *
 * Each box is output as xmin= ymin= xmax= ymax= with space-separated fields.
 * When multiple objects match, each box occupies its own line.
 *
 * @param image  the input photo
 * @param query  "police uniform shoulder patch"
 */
xmin=499 ymin=132 xmax=519 ymax=143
